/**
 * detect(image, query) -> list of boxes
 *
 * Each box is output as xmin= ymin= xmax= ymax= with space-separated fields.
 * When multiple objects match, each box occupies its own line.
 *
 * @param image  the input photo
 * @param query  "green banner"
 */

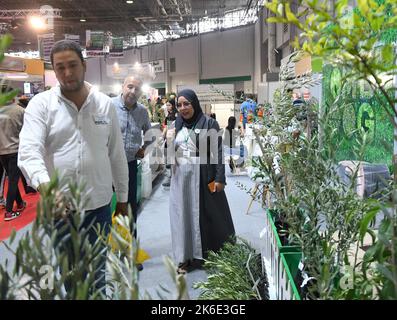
xmin=109 ymin=37 xmax=124 ymax=58
xmin=322 ymin=64 xmax=393 ymax=166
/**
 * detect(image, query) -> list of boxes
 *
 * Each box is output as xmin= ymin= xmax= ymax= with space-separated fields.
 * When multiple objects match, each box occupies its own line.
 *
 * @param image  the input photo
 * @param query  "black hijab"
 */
xmin=175 ymin=89 xmax=204 ymax=132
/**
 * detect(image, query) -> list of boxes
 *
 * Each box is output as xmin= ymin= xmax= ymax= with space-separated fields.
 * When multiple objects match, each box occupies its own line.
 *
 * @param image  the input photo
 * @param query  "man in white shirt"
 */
xmin=18 ymin=40 xmax=129 ymax=294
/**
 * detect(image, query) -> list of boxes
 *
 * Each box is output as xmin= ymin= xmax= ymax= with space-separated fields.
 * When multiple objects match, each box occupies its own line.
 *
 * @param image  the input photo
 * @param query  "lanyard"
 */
xmin=184 ymin=124 xmax=197 ymax=145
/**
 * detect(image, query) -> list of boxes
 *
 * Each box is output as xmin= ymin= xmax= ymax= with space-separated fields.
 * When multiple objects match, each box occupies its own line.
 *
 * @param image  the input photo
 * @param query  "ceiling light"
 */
xmin=126 ymin=0 xmax=134 ymax=4
xmin=26 ymin=42 xmax=31 ymax=45
xmin=29 ymin=16 xmax=46 ymax=30
xmin=80 ymin=17 xmax=86 ymax=22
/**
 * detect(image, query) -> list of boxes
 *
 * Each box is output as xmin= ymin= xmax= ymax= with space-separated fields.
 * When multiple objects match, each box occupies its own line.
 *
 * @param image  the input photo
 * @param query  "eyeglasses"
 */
xmin=177 ymin=101 xmax=192 ymax=109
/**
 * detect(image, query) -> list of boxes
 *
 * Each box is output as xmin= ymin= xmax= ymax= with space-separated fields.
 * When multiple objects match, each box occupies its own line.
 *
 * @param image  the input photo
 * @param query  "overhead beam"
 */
xmin=0 ymin=9 xmax=62 ymax=20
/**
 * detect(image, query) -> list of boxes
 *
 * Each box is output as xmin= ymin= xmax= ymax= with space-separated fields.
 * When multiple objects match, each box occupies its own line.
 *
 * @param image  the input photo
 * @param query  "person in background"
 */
xmin=167 ymin=88 xmax=235 ymax=274
xmin=112 ymin=76 xmax=152 ymax=250
xmin=16 ymin=96 xmax=37 ymax=195
xmin=0 ymin=163 xmax=5 ymax=208
xmin=17 ymin=96 xmax=29 ymax=109
xmin=160 ymin=96 xmax=169 ymax=119
xmin=0 ymin=86 xmax=26 ymax=222
xmin=223 ymin=116 xmax=241 ymax=173
xmin=239 ymin=94 xmax=257 ymax=134
xmin=18 ymin=40 xmax=129 ymax=293
xmin=162 ymin=98 xmax=178 ymax=189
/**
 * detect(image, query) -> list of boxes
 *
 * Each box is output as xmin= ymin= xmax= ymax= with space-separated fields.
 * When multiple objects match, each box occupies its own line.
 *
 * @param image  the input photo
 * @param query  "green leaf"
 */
xmin=267 ymin=17 xmax=287 ymax=24
xmin=377 ymin=264 xmax=397 ymax=285
xmin=0 ymin=90 xmax=19 ymax=107
xmin=358 ymin=0 xmax=369 ymax=16
xmin=285 ymin=3 xmax=301 ymax=26
xmin=277 ymin=3 xmax=284 ymax=16
xmin=336 ymin=0 xmax=349 ymax=17
xmin=359 ymin=208 xmax=379 ymax=239
xmin=381 ymin=44 xmax=394 ymax=65
xmin=0 ymin=34 xmax=13 ymax=52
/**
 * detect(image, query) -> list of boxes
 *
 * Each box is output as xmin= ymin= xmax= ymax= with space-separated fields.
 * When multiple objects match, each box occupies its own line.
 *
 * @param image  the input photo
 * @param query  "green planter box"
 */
xmin=136 ymin=160 xmax=142 ymax=205
xmin=111 ymin=193 xmax=117 ymax=214
xmin=263 ymin=209 xmax=301 ymax=299
xmin=279 ymin=252 xmax=302 ymax=300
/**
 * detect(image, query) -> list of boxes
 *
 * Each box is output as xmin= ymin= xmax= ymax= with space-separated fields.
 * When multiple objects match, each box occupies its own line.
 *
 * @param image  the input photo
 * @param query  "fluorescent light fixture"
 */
xmin=0 ymin=72 xmax=29 ymax=80
xmin=126 ymin=0 xmax=134 ymax=4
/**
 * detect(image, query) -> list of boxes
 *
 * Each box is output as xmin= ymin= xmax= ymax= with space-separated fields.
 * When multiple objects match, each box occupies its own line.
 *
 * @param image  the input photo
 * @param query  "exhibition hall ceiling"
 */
xmin=0 ymin=0 xmax=258 ymax=51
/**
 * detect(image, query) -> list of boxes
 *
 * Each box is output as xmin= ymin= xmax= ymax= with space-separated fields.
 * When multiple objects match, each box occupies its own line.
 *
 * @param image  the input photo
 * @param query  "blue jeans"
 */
xmin=55 ymin=204 xmax=111 ymax=297
xmin=128 ymin=160 xmax=138 ymax=238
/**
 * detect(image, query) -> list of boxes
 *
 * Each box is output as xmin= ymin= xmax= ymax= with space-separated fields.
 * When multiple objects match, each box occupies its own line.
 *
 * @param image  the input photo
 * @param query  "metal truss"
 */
xmin=0 ymin=9 xmax=62 ymax=20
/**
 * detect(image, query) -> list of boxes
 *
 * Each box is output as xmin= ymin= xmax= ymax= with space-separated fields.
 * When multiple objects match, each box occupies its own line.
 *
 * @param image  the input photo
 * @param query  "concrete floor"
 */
xmin=0 ymin=168 xmax=266 ymax=300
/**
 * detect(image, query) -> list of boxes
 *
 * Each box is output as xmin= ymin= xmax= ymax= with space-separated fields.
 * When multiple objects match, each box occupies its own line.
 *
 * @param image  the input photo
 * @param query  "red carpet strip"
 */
xmin=0 ymin=180 xmax=39 ymax=241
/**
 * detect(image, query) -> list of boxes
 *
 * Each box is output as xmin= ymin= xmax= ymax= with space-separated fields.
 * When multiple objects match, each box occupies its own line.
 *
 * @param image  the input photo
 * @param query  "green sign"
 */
xmin=323 ymin=65 xmax=393 ymax=166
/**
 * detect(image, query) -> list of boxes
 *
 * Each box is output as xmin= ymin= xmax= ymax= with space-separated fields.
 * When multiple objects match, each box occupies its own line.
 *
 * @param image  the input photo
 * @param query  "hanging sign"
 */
xmin=109 ymin=37 xmax=124 ymax=58
xmin=38 ymin=33 xmax=55 ymax=62
xmin=86 ymin=30 xmax=105 ymax=56
xmin=149 ymin=60 xmax=164 ymax=73
xmin=65 ymin=34 xmax=80 ymax=45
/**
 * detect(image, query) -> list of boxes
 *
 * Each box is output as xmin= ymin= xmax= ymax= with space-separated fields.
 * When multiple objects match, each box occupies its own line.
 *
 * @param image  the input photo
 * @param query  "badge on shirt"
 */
xmin=92 ymin=114 xmax=110 ymax=125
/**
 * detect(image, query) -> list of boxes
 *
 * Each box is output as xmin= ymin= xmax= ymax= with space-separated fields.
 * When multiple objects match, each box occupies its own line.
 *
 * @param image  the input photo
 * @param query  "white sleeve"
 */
xmin=18 ymin=96 xmax=51 ymax=189
xmin=108 ymin=102 xmax=129 ymax=203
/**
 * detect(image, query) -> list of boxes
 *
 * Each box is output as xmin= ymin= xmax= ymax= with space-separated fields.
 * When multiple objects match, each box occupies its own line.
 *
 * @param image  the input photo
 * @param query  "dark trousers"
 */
xmin=128 ymin=160 xmax=138 ymax=238
xmin=0 ymin=153 xmax=23 ymax=212
xmin=0 ymin=162 xmax=5 ymax=198
xmin=55 ymin=204 xmax=111 ymax=297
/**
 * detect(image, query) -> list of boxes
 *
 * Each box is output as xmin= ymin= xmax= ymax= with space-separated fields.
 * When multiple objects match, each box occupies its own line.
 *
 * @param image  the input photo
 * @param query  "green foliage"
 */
xmin=266 ymin=0 xmax=397 ymax=299
xmin=280 ymin=124 xmax=376 ymax=299
xmin=194 ymin=238 xmax=268 ymax=300
xmin=0 ymin=174 xmax=188 ymax=300
xmin=0 ymin=35 xmax=18 ymax=108
xmin=251 ymin=51 xmax=320 ymax=214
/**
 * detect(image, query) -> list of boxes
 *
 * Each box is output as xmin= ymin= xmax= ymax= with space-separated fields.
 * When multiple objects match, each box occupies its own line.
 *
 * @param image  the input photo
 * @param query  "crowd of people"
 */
xmin=0 ymin=40 xmax=241 ymax=290
xmin=1 ymin=38 xmax=301 ymax=292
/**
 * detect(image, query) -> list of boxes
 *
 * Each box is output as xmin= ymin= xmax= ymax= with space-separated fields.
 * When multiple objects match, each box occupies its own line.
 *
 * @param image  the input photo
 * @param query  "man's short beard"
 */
xmin=61 ymin=79 xmax=85 ymax=93
xmin=124 ymin=95 xmax=138 ymax=107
